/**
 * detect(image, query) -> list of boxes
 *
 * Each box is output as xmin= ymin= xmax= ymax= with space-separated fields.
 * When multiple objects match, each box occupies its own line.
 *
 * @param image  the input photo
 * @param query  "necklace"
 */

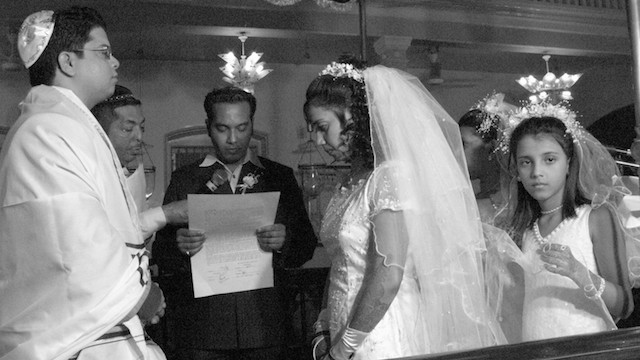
xmin=540 ymin=205 xmax=562 ymax=215
xmin=533 ymin=221 xmax=548 ymax=245
xmin=533 ymin=218 xmax=568 ymax=246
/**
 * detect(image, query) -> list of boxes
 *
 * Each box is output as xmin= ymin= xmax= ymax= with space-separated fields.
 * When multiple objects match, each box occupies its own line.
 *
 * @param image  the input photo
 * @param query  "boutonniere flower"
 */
xmin=238 ymin=173 xmax=260 ymax=194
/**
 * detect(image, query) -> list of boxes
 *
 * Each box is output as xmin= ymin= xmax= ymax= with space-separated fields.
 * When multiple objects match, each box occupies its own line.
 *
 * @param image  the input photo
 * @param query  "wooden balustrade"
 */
xmin=395 ymin=327 xmax=640 ymax=359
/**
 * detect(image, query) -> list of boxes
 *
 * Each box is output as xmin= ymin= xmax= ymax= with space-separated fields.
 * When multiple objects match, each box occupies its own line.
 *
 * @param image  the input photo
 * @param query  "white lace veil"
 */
xmin=564 ymin=126 xmax=640 ymax=291
xmin=364 ymin=66 xmax=506 ymax=351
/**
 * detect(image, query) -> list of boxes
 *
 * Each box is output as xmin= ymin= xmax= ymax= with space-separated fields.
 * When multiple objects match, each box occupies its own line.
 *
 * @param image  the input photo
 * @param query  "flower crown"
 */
xmin=320 ymin=62 xmax=364 ymax=83
xmin=498 ymin=99 xmax=584 ymax=153
xmin=471 ymin=92 xmax=513 ymax=140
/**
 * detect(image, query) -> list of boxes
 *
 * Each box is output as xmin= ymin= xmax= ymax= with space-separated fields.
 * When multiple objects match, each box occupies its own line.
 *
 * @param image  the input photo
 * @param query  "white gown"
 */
xmin=520 ymin=205 xmax=616 ymax=341
xmin=321 ymin=163 xmax=427 ymax=359
xmin=317 ymin=66 xmax=506 ymax=359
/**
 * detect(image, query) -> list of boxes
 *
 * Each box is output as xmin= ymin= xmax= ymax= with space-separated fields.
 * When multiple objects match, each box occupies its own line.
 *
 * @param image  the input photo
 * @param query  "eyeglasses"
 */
xmin=72 ymin=46 xmax=113 ymax=60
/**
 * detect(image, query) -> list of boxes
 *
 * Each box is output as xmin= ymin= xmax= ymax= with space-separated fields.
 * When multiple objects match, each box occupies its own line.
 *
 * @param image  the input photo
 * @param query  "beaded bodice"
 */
xmin=319 ymin=163 xmax=413 ymax=356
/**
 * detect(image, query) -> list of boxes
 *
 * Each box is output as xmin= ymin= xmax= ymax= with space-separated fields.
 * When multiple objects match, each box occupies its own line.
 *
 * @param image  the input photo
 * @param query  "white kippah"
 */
xmin=18 ymin=10 xmax=55 ymax=69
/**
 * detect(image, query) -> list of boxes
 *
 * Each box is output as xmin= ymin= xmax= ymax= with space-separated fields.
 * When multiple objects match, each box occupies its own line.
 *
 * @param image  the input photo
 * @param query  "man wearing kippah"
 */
xmin=0 ymin=6 xmax=165 ymax=360
xmin=92 ymin=85 xmax=189 ymax=242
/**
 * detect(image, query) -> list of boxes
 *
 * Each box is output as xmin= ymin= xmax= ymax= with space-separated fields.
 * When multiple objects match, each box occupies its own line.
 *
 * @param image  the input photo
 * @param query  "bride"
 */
xmin=304 ymin=58 xmax=506 ymax=360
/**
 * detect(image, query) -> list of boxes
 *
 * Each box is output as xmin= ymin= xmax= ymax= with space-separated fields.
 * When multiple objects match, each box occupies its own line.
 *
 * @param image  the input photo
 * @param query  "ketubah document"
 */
xmin=187 ymin=192 xmax=280 ymax=298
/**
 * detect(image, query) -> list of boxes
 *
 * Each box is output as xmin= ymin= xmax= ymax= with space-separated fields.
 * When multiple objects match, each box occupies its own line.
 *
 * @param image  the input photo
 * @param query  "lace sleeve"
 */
xmin=366 ymin=162 xmax=405 ymax=217
xmin=365 ymin=162 xmax=409 ymax=269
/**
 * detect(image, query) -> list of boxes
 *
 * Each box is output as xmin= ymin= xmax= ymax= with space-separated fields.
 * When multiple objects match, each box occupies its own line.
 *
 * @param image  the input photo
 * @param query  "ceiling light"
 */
xmin=219 ymin=33 xmax=272 ymax=94
xmin=516 ymin=55 xmax=582 ymax=103
xmin=263 ymin=0 xmax=303 ymax=5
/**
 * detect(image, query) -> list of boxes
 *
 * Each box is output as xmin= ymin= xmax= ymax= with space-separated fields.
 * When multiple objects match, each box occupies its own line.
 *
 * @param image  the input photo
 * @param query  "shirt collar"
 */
xmin=199 ymin=148 xmax=264 ymax=169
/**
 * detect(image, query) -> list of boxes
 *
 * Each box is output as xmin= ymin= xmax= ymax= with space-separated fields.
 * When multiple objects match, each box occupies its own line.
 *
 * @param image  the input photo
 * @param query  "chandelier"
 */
xmin=263 ymin=0 xmax=354 ymax=11
xmin=219 ymin=33 xmax=273 ymax=94
xmin=263 ymin=0 xmax=302 ymax=5
xmin=315 ymin=0 xmax=354 ymax=11
xmin=516 ymin=55 xmax=582 ymax=104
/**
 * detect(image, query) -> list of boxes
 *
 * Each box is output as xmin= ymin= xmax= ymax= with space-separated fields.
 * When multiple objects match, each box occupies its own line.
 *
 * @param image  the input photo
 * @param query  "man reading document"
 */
xmin=153 ymin=86 xmax=317 ymax=360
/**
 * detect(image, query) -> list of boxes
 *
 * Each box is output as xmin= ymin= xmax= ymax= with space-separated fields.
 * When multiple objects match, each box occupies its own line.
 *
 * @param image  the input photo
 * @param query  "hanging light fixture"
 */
xmin=219 ymin=33 xmax=273 ymax=94
xmin=426 ymin=45 xmax=444 ymax=85
xmin=263 ymin=0 xmax=303 ymax=5
xmin=315 ymin=0 xmax=355 ymax=11
xmin=516 ymin=55 xmax=582 ymax=104
xmin=296 ymin=130 xmax=330 ymax=232
xmin=297 ymin=131 xmax=328 ymax=199
xmin=263 ymin=0 xmax=354 ymax=11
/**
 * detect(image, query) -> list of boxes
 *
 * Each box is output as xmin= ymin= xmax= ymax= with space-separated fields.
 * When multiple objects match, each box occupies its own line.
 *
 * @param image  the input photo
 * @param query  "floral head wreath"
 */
xmin=498 ymin=99 xmax=584 ymax=153
xmin=471 ymin=92 xmax=514 ymax=141
xmin=320 ymin=62 xmax=364 ymax=83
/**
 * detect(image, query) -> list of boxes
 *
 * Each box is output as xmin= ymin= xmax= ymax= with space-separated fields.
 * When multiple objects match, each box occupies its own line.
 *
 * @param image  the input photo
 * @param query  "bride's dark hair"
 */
xmin=303 ymin=55 xmax=373 ymax=169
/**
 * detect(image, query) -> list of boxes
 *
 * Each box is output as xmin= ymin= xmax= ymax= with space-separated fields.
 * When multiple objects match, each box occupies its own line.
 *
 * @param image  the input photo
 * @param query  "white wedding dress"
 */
xmin=321 ymin=163 xmax=427 ymax=359
xmin=318 ymin=65 xmax=506 ymax=360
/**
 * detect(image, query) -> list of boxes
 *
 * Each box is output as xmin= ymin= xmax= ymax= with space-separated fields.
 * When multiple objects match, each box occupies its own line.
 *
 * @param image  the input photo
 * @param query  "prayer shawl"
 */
xmin=0 ymin=86 xmax=157 ymax=359
xmin=125 ymin=163 xmax=167 ymax=241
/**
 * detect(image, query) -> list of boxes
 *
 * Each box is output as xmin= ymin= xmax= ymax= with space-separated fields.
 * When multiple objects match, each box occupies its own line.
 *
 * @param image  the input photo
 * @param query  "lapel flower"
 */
xmin=238 ymin=173 xmax=260 ymax=194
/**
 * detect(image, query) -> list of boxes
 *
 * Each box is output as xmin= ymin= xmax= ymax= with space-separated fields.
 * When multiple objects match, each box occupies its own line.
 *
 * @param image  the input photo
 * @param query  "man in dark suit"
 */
xmin=153 ymin=86 xmax=317 ymax=360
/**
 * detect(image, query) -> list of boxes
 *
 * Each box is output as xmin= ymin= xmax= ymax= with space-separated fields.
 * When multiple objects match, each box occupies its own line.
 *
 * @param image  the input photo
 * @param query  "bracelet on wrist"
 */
xmin=584 ymin=276 xmax=605 ymax=300
xmin=314 ymin=309 xmax=330 ymax=334
xmin=314 ymin=320 xmax=329 ymax=332
xmin=312 ymin=334 xmax=327 ymax=347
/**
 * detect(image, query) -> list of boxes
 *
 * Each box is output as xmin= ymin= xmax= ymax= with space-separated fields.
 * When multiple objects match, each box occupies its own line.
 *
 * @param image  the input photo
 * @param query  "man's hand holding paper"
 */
xmin=176 ymin=228 xmax=206 ymax=257
xmin=256 ymin=223 xmax=286 ymax=252
xmin=188 ymin=192 xmax=281 ymax=298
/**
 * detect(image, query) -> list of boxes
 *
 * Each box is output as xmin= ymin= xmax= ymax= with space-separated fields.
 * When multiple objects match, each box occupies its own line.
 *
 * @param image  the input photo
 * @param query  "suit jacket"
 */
xmin=153 ymin=156 xmax=317 ymax=350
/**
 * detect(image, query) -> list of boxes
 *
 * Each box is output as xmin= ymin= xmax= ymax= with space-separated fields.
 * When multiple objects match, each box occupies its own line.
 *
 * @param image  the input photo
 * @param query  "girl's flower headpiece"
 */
xmin=471 ymin=92 xmax=515 ymax=141
xmin=498 ymin=99 xmax=584 ymax=153
xmin=320 ymin=62 xmax=364 ymax=83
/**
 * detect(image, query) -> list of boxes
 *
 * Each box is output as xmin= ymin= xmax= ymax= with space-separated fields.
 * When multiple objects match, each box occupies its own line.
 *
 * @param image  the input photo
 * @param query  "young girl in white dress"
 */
xmin=305 ymin=59 xmax=506 ymax=360
xmin=502 ymin=105 xmax=635 ymax=342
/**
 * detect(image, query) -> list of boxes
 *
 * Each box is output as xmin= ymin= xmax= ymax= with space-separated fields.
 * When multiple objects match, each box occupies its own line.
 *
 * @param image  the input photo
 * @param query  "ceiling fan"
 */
xmin=1 ymin=30 xmax=23 ymax=72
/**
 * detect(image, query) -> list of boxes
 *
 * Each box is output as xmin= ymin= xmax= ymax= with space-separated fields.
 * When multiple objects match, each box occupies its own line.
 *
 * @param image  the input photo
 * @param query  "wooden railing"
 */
xmin=395 ymin=327 xmax=640 ymax=359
